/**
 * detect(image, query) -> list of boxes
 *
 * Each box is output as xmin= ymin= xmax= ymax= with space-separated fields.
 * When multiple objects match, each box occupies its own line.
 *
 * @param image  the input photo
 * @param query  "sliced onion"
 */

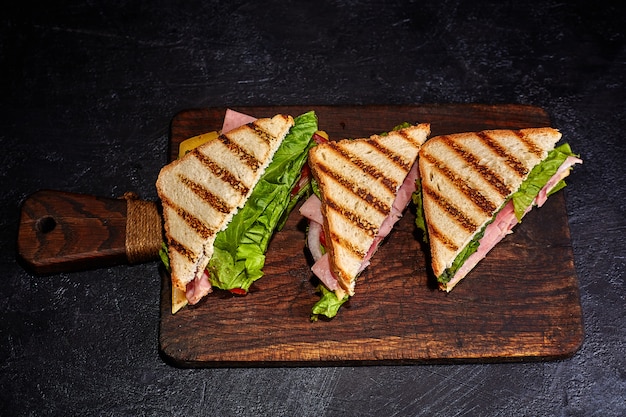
xmin=307 ymin=220 xmax=324 ymax=262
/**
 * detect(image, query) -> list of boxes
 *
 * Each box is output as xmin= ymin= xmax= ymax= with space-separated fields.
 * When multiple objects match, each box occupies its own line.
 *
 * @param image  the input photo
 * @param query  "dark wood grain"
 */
xmin=159 ymin=104 xmax=583 ymax=367
xmin=17 ymin=190 xmax=129 ymax=275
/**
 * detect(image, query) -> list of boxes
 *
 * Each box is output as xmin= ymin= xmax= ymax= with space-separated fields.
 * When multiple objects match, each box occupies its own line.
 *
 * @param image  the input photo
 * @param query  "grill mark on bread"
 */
xmin=220 ymin=133 xmax=261 ymax=171
xmin=251 ymin=123 xmax=275 ymax=145
xmin=369 ymin=139 xmax=411 ymax=172
xmin=440 ymin=136 xmax=512 ymax=198
xmin=429 ymin=223 xmax=459 ymax=252
xmin=169 ymin=239 xmax=197 ymax=263
xmin=179 ymin=175 xmax=232 ymax=214
xmin=325 ymin=199 xmax=378 ymax=237
xmin=397 ymin=128 xmax=417 ymax=143
xmin=476 ymin=131 xmax=528 ymax=177
xmin=161 ymin=195 xmax=215 ymax=241
xmin=330 ymin=142 xmax=397 ymax=193
xmin=317 ymin=162 xmax=390 ymax=216
xmin=422 ymin=184 xmax=478 ymax=232
xmin=191 ymin=149 xmax=250 ymax=196
xmin=514 ymin=130 xmax=544 ymax=157
xmin=421 ymin=152 xmax=497 ymax=215
xmin=328 ymin=231 xmax=367 ymax=259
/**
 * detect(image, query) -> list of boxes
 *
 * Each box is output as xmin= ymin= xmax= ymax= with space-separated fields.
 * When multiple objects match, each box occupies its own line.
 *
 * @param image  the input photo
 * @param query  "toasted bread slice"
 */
xmin=156 ymin=114 xmax=294 ymax=293
xmin=310 ymin=124 xmax=430 ymax=295
xmin=419 ymin=127 xmax=562 ymax=280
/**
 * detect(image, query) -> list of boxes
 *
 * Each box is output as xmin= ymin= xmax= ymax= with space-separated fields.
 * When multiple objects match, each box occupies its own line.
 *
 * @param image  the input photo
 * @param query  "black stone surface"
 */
xmin=1 ymin=1 xmax=624 ymax=416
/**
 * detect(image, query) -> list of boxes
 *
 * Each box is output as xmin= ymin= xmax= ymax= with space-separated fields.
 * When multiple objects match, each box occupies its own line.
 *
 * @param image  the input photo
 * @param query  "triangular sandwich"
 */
xmin=415 ymin=127 xmax=582 ymax=291
xmin=300 ymin=123 xmax=430 ymax=318
xmin=157 ymin=111 xmax=318 ymax=312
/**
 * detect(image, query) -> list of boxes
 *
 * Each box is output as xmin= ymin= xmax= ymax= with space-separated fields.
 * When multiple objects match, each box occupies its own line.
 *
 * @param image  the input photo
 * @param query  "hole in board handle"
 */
xmin=36 ymin=216 xmax=57 ymax=234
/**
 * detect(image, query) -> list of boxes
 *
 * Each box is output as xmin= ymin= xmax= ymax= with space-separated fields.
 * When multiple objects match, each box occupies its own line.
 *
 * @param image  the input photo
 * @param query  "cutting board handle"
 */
xmin=17 ymin=190 xmax=162 ymax=275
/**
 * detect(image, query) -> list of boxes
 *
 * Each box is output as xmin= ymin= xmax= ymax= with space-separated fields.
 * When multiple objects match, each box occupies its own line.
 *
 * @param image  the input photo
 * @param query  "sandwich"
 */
xmin=157 ymin=109 xmax=318 ymax=313
xmin=300 ymin=123 xmax=431 ymax=319
xmin=413 ymin=127 xmax=582 ymax=292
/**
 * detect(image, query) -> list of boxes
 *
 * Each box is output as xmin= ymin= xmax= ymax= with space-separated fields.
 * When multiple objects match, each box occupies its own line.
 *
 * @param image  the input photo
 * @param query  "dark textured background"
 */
xmin=1 ymin=1 xmax=624 ymax=416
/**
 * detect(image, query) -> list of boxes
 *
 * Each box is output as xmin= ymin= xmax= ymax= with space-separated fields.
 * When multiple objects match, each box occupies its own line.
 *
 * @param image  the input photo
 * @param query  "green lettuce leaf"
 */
xmin=310 ymin=176 xmax=321 ymax=199
xmin=511 ymin=143 xmax=578 ymax=220
xmin=311 ymin=285 xmax=349 ymax=321
xmin=207 ymin=111 xmax=318 ymax=291
xmin=277 ymin=169 xmax=312 ymax=231
xmin=412 ymin=177 xmax=428 ymax=244
xmin=437 ymin=226 xmax=487 ymax=284
xmin=379 ymin=121 xmax=412 ymax=136
xmin=159 ymin=242 xmax=170 ymax=272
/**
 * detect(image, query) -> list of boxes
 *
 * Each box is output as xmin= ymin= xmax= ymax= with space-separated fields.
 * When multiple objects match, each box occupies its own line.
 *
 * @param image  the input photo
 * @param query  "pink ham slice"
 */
xmin=302 ymin=160 xmax=420 ymax=290
xmin=360 ymin=160 xmax=419 ymax=269
xmin=186 ymin=270 xmax=212 ymax=305
xmin=186 ymin=109 xmax=258 ymax=304
xmin=299 ymin=193 xmax=324 ymax=225
xmin=444 ymin=155 xmax=582 ymax=290
xmin=311 ymin=253 xmax=340 ymax=291
xmin=535 ymin=155 xmax=581 ymax=207
xmin=221 ymin=109 xmax=257 ymax=134
xmin=300 ymin=197 xmax=335 ymax=287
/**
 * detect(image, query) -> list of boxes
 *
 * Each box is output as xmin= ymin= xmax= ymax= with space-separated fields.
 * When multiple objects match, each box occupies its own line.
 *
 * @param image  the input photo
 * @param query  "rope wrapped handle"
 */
xmin=17 ymin=190 xmax=163 ymax=275
xmin=121 ymin=192 xmax=162 ymax=264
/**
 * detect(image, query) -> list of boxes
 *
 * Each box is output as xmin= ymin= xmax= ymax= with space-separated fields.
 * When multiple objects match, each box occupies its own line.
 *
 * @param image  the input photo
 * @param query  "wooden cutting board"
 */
xmin=159 ymin=104 xmax=583 ymax=367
